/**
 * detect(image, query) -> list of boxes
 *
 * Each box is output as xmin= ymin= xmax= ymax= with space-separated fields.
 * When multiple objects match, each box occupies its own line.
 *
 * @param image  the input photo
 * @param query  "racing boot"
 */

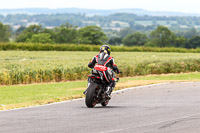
xmin=83 ymin=90 xmax=87 ymax=95
xmin=83 ymin=87 xmax=88 ymax=95
xmin=106 ymin=81 xmax=116 ymax=98
xmin=83 ymin=80 xmax=91 ymax=95
xmin=106 ymin=86 xmax=113 ymax=98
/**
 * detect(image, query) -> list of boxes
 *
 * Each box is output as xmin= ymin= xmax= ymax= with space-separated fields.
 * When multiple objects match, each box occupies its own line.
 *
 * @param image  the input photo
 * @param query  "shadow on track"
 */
xmin=95 ymin=106 xmax=124 ymax=109
xmin=80 ymin=105 xmax=131 ymax=109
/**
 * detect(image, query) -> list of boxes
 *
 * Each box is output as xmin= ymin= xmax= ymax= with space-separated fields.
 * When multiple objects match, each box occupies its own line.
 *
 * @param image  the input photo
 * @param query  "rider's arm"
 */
xmin=111 ymin=58 xmax=120 ymax=74
xmin=88 ymin=56 xmax=97 ymax=68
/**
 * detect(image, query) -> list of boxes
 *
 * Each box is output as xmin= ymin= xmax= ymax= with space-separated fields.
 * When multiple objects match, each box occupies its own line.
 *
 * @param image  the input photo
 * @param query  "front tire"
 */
xmin=85 ymin=82 xmax=99 ymax=108
xmin=101 ymin=99 xmax=109 ymax=107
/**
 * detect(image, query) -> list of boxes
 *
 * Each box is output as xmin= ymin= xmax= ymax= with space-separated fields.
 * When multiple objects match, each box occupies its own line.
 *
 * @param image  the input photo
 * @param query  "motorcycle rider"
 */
xmin=85 ymin=45 xmax=120 ymax=97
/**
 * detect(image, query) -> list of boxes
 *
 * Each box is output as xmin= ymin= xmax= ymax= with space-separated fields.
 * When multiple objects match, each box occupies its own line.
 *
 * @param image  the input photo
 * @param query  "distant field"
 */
xmin=1 ymin=51 xmax=200 ymax=70
xmin=135 ymin=20 xmax=178 ymax=26
xmin=1 ymin=51 xmax=200 ymax=85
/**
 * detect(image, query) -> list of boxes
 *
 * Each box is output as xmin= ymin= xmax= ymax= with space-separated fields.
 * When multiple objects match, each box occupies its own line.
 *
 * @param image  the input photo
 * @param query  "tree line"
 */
xmin=1 ymin=21 xmax=200 ymax=48
xmin=109 ymin=26 xmax=200 ymax=48
xmin=0 ymin=22 xmax=107 ymax=45
xmin=1 ymin=13 xmax=200 ymax=30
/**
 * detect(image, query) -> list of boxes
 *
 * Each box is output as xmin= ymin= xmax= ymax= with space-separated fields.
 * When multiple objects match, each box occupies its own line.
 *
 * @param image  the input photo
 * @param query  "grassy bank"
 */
xmin=1 ymin=72 xmax=200 ymax=110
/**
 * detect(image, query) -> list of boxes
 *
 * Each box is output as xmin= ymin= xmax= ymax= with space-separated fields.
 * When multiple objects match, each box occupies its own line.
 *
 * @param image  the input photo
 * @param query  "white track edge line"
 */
xmin=0 ymin=82 xmax=192 ymax=112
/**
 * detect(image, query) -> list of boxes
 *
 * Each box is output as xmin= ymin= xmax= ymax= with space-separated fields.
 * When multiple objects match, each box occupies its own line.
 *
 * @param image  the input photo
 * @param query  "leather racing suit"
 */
xmin=88 ymin=54 xmax=120 ymax=95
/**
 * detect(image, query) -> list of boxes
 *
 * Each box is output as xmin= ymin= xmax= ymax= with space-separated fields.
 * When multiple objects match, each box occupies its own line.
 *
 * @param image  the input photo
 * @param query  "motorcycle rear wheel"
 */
xmin=85 ymin=82 xmax=99 ymax=108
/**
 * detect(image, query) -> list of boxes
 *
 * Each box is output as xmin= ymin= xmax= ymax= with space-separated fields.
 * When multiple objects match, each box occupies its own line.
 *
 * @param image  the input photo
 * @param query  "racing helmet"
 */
xmin=100 ymin=45 xmax=111 ymax=55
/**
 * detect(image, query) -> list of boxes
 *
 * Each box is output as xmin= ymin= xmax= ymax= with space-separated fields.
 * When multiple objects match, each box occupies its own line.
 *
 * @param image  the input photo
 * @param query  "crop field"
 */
xmin=1 ymin=51 xmax=200 ymax=85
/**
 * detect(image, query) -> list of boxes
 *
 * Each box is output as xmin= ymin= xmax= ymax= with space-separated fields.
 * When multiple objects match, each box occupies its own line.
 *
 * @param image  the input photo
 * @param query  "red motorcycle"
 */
xmin=85 ymin=64 xmax=119 ymax=108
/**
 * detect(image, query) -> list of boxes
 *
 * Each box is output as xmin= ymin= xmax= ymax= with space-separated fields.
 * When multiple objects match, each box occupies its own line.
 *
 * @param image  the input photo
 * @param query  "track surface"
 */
xmin=1 ymin=82 xmax=200 ymax=133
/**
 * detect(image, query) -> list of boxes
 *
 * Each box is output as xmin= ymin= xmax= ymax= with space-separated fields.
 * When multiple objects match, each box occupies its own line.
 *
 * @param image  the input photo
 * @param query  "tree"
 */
xmin=128 ymin=21 xmax=135 ymax=28
xmin=0 ymin=22 xmax=11 ymax=42
xmin=16 ymin=25 xmax=45 ymax=42
xmin=27 ymin=33 xmax=53 ymax=44
xmin=184 ymin=28 xmax=198 ymax=39
xmin=122 ymin=32 xmax=147 ymax=46
xmin=23 ymin=25 xmax=44 ymax=34
xmin=115 ymin=23 xmax=121 ymax=28
xmin=132 ymin=24 xmax=145 ymax=31
xmin=188 ymin=36 xmax=200 ymax=48
xmin=108 ymin=37 xmax=122 ymax=45
xmin=174 ymin=36 xmax=187 ymax=48
xmin=118 ymin=27 xmax=134 ymax=38
xmin=152 ymin=20 xmax=157 ymax=25
xmin=15 ymin=26 xmax=26 ymax=36
xmin=150 ymin=26 xmax=176 ymax=47
xmin=16 ymin=32 xmax=32 ymax=42
xmin=54 ymin=23 xmax=78 ymax=44
xmin=78 ymin=26 xmax=107 ymax=45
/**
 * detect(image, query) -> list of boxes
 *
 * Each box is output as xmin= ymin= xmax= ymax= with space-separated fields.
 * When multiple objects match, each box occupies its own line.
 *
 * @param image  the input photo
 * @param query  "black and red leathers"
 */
xmin=88 ymin=54 xmax=120 ymax=75
xmin=88 ymin=53 xmax=120 ymax=94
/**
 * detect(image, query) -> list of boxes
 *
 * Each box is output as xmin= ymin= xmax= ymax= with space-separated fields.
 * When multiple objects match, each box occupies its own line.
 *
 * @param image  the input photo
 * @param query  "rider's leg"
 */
xmin=106 ymin=80 xmax=116 ymax=96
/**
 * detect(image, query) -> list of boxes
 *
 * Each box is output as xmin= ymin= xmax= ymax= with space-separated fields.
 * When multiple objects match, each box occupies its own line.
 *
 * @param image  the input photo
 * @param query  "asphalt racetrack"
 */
xmin=1 ymin=82 xmax=200 ymax=133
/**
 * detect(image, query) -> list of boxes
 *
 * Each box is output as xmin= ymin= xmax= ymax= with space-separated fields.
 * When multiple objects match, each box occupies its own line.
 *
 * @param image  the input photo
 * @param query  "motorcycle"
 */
xmin=85 ymin=64 xmax=119 ymax=108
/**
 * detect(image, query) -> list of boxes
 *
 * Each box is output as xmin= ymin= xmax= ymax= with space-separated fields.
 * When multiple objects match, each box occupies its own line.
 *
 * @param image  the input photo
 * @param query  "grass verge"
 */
xmin=1 ymin=72 xmax=200 ymax=110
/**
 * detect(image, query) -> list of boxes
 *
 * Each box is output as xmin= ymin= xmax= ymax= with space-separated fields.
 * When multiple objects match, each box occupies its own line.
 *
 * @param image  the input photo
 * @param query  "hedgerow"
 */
xmin=1 ymin=42 xmax=200 ymax=53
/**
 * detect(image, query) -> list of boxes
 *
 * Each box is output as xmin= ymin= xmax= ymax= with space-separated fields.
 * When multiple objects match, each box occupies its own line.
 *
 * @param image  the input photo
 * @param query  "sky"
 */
xmin=1 ymin=0 xmax=200 ymax=13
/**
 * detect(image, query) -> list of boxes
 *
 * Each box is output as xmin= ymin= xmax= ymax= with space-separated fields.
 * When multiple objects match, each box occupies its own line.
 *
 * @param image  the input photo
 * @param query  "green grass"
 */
xmin=121 ymin=72 xmax=200 ymax=82
xmin=1 ymin=72 xmax=200 ymax=110
xmin=0 ymin=81 xmax=86 ymax=105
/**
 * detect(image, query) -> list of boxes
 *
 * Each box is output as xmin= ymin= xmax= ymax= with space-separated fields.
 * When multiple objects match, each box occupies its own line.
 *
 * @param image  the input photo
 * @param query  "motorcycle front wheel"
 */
xmin=101 ymin=99 xmax=109 ymax=107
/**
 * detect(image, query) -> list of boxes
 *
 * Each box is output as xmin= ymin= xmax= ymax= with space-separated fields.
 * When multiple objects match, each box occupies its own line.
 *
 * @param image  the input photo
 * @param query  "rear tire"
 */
xmin=85 ymin=82 xmax=99 ymax=108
